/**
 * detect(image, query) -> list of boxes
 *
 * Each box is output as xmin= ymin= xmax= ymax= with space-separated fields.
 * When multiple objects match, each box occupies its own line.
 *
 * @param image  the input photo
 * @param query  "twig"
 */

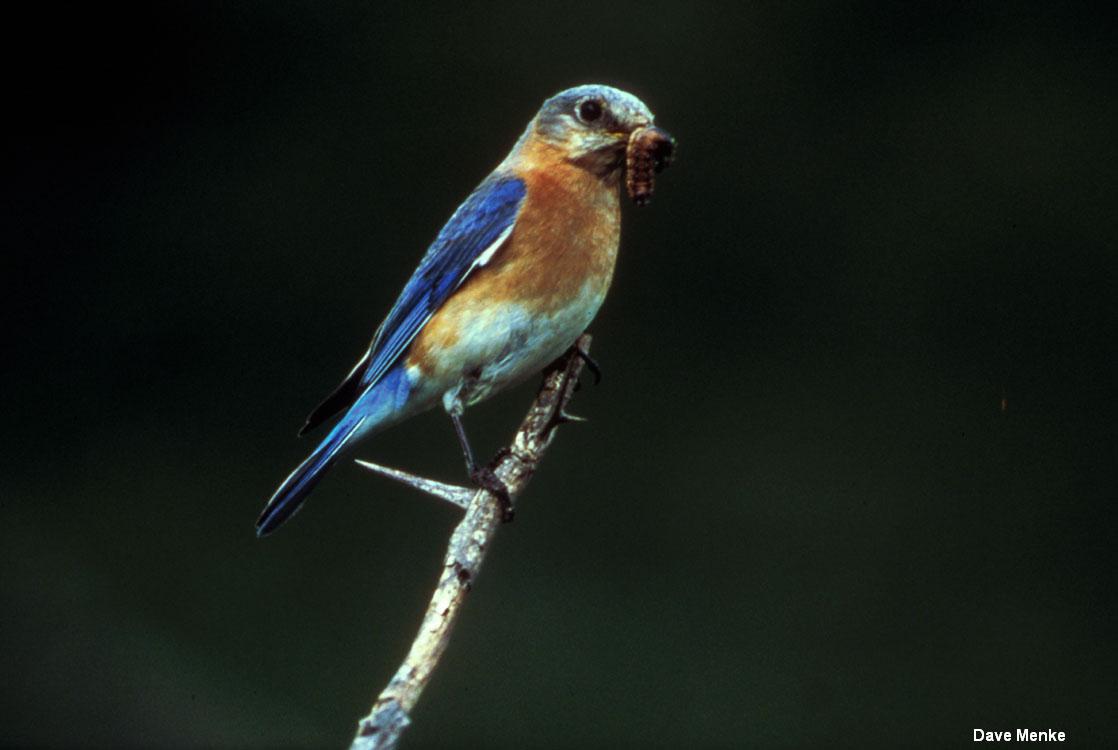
xmin=353 ymin=460 xmax=474 ymax=509
xmin=349 ymin=334 xmax=592 ymax=750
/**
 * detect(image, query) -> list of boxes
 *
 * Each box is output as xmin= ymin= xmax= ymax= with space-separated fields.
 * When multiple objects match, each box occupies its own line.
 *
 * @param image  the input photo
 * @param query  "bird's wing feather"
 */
xmin=300 ymin=175 xmax=526 ymax=434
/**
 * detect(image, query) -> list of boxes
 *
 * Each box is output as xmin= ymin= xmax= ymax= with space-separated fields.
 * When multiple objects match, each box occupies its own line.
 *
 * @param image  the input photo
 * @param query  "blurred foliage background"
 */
xmin=4 ymin=2 xmax=1115 ymax=747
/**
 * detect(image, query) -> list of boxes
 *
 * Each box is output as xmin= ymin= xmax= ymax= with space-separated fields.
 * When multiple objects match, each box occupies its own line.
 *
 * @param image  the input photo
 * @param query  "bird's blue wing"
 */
xmin=300 ymin=175 xmax=526 ymax=434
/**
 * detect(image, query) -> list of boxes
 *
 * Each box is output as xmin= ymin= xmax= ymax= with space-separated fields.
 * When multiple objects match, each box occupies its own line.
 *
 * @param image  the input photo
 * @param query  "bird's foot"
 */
xmin=470 ymin=465 xmax=515 ymax=523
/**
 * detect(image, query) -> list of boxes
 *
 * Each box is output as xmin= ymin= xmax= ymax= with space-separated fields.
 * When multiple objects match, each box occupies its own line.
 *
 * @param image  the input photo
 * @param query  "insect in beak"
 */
xmin=625 ymin=126 xmax=675 ymax=206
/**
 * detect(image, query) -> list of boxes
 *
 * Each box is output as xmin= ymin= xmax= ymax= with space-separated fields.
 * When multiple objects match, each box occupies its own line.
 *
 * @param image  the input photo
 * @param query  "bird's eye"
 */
xmin=577 ymin=99 xmax=603 ymax=123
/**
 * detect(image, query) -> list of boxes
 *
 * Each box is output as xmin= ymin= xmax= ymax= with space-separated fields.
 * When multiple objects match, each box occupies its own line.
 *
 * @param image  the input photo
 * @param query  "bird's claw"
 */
xmin=470 ymin=465 xmax=515 ymax=523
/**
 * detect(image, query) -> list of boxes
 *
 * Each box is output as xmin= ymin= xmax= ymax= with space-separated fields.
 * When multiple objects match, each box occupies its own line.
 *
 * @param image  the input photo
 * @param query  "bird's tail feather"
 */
xmin=256 ymin=414 xmax=366 ymax=537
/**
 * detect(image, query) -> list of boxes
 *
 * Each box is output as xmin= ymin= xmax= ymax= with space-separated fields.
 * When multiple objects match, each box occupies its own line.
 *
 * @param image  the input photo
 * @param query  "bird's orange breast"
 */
xmin=408 ymin=154 xmax=621 ymax=373
xmin=485 ymin=156 xmax=621 ymax=308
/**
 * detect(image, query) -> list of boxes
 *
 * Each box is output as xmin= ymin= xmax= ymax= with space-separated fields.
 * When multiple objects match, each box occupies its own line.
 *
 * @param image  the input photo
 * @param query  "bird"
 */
xmin=256 ymin=84 xmax=674 ymax=537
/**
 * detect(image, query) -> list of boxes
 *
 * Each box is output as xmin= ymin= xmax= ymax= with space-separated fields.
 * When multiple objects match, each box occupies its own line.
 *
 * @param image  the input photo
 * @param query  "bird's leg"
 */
xmin=449 ymin=412 xmax=515 ymax=523
xmin=574 ymin=340 xmax=601 ymax=386
xmin=449 ymin=410 xmax=478 ymax=475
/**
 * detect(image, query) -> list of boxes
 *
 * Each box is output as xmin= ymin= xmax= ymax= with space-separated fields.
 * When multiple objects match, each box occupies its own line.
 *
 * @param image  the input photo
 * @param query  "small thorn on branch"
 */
xmin=544 ymin=406 xmax=588 ymax=438
xmin=355 ymin=459 xmax=474 ymax=509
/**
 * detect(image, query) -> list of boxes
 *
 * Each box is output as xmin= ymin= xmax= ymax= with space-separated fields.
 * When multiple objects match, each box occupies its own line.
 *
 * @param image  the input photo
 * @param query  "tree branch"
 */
xmin=349 ymin=334 xmax=593 ymax=750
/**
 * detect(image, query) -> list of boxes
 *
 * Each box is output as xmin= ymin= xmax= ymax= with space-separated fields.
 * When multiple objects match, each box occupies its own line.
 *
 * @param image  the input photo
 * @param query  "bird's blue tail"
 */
xmin=256 ymin=364 xmax=414 ymax=537
xmin=255 ymin=414 xmax=367 ymax=537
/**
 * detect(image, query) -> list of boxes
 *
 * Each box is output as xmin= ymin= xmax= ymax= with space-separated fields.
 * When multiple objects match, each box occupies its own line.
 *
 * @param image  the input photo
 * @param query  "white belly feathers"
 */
xmin=438 ymin=280 xmax=604 ymax=412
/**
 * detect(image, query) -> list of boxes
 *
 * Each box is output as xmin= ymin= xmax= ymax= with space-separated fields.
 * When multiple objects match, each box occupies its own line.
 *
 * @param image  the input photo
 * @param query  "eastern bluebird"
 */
xmin=256 ymin=84 xmax=674 ymax=536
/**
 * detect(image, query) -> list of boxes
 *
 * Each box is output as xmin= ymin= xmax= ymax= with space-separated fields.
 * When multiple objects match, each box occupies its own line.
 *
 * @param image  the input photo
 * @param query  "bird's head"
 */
xmin=529 ymin=84 xmax=673 ymax=176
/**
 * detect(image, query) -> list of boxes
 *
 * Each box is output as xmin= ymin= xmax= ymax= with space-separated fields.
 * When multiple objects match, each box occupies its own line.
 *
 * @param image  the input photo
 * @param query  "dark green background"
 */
xmin=5 ymin=2 xmax=1115 ymax=747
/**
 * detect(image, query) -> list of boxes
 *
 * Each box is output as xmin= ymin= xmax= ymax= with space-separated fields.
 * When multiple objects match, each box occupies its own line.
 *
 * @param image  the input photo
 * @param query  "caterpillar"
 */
xmin=626 ymin=126 xmax=675 ymax=206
